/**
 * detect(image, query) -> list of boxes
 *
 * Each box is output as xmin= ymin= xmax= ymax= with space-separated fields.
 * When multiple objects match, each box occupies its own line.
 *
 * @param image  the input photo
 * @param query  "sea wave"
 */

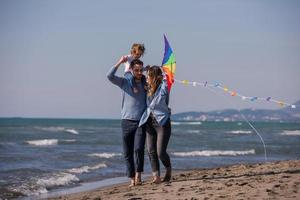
xmin=172 ymin=121 xmax=202 ymax=125
xmin=37 ymin=172 xmax=79 ymax=188
xmin=34 ymin=126 xmax=65 ymax=132
xmin=227 ymin=130 xmax=252 ymax=134
xmin=0 ymin=142 xmax=16 ymax=146
xmin=186 ymin=130 xmax=201 ymax=134
xmin=34 ymin=126 xmax=79 ymax=134
xmin=88 ymin=152 xmax=122 ymax=158
xmin=67 ymin=163 xmax=107 ymax=174
xmin=172 ymin=149 xmax=255 ymax=157
xmin=62 ymin=139 xmax=77 ymax=142
xmin=64 ymin=129 xmax=79 ymax=135
xmin=7 ymin=183 xmax=48 ymax=197
xmin=281 ymin=130 xmax=300 ymax=136
xmin=26 ymin=139 xmax=58 ymax=146
xmin=7 ymin=172 xmax=79 ymax=197
xmin=26 ymin=139 xmax=76 ymax=146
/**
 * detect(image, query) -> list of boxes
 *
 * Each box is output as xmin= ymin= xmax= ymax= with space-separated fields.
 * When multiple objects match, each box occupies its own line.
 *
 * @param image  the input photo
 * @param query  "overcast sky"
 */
xmin=1 ymin=0 xmax=300 ymax=119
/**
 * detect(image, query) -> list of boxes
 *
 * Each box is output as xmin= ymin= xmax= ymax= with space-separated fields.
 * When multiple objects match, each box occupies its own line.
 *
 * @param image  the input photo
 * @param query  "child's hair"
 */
xmin=130 ymin=43 xmax=145 ymax=56
xmin=147 ymin=66 xmax=163 ymax=97
xmin=129 ymin=59 xmax=144 ymax=69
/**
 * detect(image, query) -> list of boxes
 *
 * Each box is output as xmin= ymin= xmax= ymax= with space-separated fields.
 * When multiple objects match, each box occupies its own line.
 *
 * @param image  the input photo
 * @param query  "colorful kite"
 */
xmin=161 ymin=34 xmax=297 ymax=162
xmin=162 ymin=35 xmax=176 ymax=92
xmin=160 ymin=34 xmax=296 ymax=109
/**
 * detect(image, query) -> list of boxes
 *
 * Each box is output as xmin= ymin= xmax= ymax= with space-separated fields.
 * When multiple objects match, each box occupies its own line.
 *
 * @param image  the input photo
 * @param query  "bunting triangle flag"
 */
xmin=162 ymin=35 xmax=176 ymax=92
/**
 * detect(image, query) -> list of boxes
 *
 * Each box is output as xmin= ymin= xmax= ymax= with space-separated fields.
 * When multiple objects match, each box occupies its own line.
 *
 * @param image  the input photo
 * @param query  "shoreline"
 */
xmin=46 ymin=159 xmax=300 ymax=200
xmin=21 ymin=177 xmax=130 ymax=200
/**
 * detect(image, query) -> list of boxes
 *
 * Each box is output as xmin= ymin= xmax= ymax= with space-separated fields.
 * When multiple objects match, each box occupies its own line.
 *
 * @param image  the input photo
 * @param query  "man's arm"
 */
xmin=107 ymin=56 xmax=127 ymax=87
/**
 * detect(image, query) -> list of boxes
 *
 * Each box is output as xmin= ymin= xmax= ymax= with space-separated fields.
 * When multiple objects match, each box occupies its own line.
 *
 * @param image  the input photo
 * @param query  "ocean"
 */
xmin=0 ymin=118 xmax=299 ymax=199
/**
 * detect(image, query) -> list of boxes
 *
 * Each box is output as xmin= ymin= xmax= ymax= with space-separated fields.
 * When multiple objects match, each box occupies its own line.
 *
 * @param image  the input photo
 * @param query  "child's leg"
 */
xmin=124 ymin=71 xmax=137 ymax=93
xmin=124 ymin=71 xmax=135 ymax=88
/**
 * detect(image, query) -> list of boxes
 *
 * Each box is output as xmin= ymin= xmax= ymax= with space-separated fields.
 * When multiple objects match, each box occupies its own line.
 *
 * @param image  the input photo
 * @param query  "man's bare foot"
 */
xmin=135 ymin=172 xmax=142 ymax=185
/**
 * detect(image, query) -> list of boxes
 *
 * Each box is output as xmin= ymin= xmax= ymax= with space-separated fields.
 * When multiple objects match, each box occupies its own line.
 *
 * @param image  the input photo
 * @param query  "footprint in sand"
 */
xmin=123 ymin=192 xmax=136 ymax=197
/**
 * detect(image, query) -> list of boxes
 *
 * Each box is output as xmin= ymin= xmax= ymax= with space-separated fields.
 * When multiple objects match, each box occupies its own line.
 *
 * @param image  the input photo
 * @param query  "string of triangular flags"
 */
xmin=174 ymin=79 xmax=297 ymax=109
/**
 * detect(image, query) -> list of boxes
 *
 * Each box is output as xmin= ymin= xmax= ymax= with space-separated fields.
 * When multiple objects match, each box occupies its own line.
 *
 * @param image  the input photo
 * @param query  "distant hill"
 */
xmin=172 ymin=100 xmax=300 ymax=122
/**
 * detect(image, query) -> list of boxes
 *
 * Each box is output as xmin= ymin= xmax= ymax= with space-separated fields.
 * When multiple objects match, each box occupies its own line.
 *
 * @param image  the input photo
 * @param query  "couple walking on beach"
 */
xmin=107 ymin=44 xmax=172 ymax=187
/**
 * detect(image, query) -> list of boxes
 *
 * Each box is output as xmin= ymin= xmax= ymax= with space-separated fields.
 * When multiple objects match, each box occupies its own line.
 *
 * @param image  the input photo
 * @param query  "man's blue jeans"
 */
xmin=121 ymin=119 xmax=146 ymax=178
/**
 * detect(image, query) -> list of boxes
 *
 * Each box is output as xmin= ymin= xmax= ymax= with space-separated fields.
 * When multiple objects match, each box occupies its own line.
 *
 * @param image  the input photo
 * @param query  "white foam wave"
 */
xmin=227 ymin=130 xmax=252 ymax=134
xmin=62 ymin=139 xmax=77 ymax=142
xmin=173 ymin=149 xmax=255 ymax=157
xmin=7 ymin=173 xmax=79 ymax=196
xmin=281 ymin=130 xmax=300 ymax=136
xmin=172 ymin=121 xmax=202 ymax=125
xmin=64 ymin=129 xmax=79 ymax=135
xmin=67 ymin=163 xmax=107 ymax=174
xmin=37 ymin=172 xmax=79 ymax=188
xmin=8 ymin=184 xmax=48 ymax=196
xmin=26 ymin=139 xmax=58 ymax=146
xmin=88 ymin=152 xmax=122 ymax=158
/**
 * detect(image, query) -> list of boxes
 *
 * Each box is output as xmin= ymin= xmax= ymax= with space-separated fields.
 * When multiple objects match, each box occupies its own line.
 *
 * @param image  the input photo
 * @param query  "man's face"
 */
xmin=132 ymin=64 xmax=143 ymax=80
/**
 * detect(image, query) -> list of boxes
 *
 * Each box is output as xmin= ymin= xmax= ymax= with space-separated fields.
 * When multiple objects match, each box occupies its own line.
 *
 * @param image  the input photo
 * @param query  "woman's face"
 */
xmin=146 ymin=73 xmax=153 ymax=85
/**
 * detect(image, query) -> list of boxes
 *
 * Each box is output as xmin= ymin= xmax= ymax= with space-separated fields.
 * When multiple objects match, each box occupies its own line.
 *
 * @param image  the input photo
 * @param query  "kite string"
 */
xmin=205 ymin=86 xmax=267 ymax=161
xmin=202 ymin=86 xmax=268 ymax=161
xmin=174 ymin=79 xmax=268 ymax=161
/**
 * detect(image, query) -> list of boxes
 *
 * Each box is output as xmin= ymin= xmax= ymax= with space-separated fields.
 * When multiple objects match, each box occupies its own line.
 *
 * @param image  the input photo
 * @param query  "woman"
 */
xmin=139 ymin=65 xmax=172 ymax=184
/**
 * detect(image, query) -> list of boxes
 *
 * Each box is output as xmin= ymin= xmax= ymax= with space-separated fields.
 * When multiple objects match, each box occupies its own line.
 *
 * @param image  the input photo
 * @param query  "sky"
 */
xmin=1 ymin=0 xmax=300 ymax=119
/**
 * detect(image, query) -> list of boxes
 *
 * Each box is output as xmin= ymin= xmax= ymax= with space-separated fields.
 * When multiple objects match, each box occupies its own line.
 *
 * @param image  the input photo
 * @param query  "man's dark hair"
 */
xmin=130 ymin=59 xmax=143 ymax=69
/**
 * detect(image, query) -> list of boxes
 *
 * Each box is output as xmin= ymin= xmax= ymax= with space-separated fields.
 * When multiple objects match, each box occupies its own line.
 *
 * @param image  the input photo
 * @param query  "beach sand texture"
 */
xmin=48 ymin=160 xmax=300 ymax=200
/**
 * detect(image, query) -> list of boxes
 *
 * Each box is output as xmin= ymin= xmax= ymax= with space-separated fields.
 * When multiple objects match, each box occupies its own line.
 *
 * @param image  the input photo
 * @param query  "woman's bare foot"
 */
xmin=162 ymin=167 xmax=172 ymax=182
xmin=151 ymin=175 xmax=161 ymax=184
xmin=128 ymin=178 xmax=135 ymax=187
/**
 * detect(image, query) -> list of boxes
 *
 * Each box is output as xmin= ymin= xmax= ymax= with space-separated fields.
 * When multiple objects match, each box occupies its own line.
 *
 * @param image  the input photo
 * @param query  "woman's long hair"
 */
xmin=147 ymin=66 xmax=163 ymax=97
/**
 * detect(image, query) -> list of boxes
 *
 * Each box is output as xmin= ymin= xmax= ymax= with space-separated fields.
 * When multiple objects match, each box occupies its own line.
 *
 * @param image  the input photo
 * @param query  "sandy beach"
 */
xmin=47 ymin=159 xmax=300 ymax=200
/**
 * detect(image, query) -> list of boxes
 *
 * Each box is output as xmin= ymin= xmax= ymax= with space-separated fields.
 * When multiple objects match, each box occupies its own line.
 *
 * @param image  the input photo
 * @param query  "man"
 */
xmin=107 ymin=57 xmax=147 ymax=187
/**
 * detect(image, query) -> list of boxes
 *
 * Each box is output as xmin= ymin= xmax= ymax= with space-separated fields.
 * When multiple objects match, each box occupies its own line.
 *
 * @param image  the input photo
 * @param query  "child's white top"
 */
xmin=124 ymin=55 xmax=134 ymax=73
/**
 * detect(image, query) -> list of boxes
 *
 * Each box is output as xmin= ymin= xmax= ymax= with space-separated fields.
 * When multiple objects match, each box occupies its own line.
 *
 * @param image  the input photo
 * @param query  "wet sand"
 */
xmin=48 ymin=160 xmax=300 ymax=200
